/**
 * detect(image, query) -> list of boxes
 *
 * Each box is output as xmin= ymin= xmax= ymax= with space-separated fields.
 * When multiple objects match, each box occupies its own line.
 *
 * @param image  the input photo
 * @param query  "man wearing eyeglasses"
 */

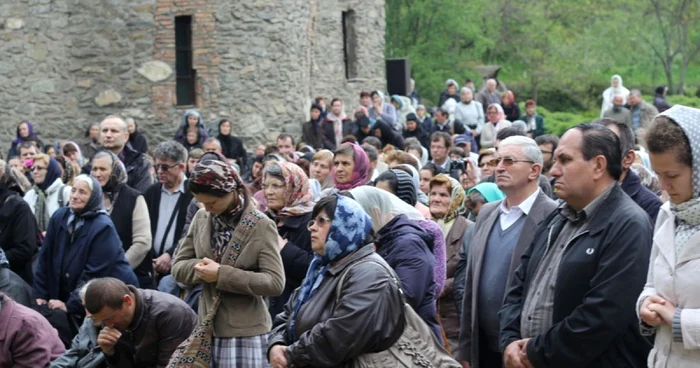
xmin=143 ymin=141 xmax=194 ymax=281
xmin=457 ymin=136 xmax=557 ymax=368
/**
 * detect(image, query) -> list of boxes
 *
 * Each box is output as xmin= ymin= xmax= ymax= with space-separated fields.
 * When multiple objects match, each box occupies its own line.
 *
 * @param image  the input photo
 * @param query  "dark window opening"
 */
xmin=175 ymin=16 xmax=196 ymax=106
xmin=342 ymin=10 xmax=358 ymax=80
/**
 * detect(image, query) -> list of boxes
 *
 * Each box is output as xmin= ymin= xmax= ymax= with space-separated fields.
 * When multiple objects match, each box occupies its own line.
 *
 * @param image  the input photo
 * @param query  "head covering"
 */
xmin=357 ymin=116 xmax=370 ymax=128
xmin=433 ymin=174 xmax=466 ymax=224
xmin=442 ymin=98 xmax=457 ymax=115
xmin=391 ymin=95 xmax=404 ymax=109
xmin=487 ymin=103 xmax=506 ymax=123
xmin=395 ymin=163 xmax=429 ymax=206
xmin=655 ymin=86 xmax=666 ymax=95
xmin=13 ymin=121 xmax=37 ymax=145
xmin=333 ymin=143 xmax=370 ymax=191
xmin=454 ymin=134 xmax=471 ymax=147
xmin=190 ymin=159 xmax=240 ymax=194
xmin=66 ymin=175 xmax=107 ymax=236
xmin=629 ymin=164 xmax=660 ymax=194
xmin=373 ymin=120 xmax=399 ymax=148
xmin=349 ymin=186 xmax=423 ymax=232
xmin=289 ymin=195 xmax=372 ymax=341
xmin=406 ymin=113 xmax=419 ymax=123
xmin=610 ymin=74 xmax=624 ymax=87
xmin=467 ymin=182 xmax=506 ymax=203
xmin=0 ymin=160 xmax=30 ymax=197
xmin=445 ymin=79 xmax=459 ymax=89
xmin=376 ymin=169 xmax=417 ymax=207
xmin=38 ymin=157 xmax=62 ymax=192
xmin=311 ymin=103 xmax=323 ymax=113
xmin=84 ymin=122 xmax=99 ymax=138
xmin=93 ymin=151 xmax=128 ymax=194
xmin=264 ymin=161 xmax=315 ymax=218
xmin=64 ymin=141 xmax=85 ymax=166
xmin=658 ymin=105 xmax=700 ymax=252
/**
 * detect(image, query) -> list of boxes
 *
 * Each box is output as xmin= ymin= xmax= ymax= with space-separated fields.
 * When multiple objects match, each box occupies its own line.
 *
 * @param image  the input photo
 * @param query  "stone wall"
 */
xmin=0 ymin=0 xmax=385 ymax=157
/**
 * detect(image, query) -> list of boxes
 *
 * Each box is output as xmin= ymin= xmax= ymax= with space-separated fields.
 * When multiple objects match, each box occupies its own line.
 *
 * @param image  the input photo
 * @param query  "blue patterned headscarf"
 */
xmin=287 ymin=194 xmax=372 ymax=341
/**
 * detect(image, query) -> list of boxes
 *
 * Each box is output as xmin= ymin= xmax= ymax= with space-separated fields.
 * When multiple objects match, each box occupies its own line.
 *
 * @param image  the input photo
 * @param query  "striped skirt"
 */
xmin=211 ymin=334 xmax=271 ymax=368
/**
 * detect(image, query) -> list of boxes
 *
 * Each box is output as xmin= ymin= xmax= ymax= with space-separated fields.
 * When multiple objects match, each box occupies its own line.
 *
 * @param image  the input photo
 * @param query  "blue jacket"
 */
xmin=33 ymin=207 xmax=138 ymax=316
xmin=375 ymin=215 xmax=441 ymax=342
xmin=620 ymin=170 xmax=662 ymax=226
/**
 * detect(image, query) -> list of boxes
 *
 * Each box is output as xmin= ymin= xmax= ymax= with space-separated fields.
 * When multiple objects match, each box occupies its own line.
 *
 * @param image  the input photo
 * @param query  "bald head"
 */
xmin=100 ymin=116 xmax=129 ymax=154
xmin=612 ymin=95 xmax=624 ymax=106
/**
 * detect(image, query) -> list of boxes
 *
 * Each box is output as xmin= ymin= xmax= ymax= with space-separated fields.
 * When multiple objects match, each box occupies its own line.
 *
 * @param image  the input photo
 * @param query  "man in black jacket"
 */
xmin=100 ymin=116 xmax=153 ymax=193
xmin=499 ymin=123 xmax=652 ymax=368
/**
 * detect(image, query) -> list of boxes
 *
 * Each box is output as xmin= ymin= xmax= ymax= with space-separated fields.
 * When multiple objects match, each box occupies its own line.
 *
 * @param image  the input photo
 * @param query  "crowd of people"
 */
xmin=0 ymin=74 xmax=695 ymax=368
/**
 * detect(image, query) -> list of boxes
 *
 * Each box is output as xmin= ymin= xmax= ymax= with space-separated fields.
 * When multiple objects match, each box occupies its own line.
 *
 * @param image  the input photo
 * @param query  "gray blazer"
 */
xmin=456 ymin=190 xmax=557 ymax=365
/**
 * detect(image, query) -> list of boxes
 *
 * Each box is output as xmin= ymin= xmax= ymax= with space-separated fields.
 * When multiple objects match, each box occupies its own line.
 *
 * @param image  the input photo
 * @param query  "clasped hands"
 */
xmin=640 ymin=295 xmax=677 ymax=327
xmin=504 ymin=338 xmax=533 ymax=368
xmin=194 ymin=257 xmax=220 ymax=283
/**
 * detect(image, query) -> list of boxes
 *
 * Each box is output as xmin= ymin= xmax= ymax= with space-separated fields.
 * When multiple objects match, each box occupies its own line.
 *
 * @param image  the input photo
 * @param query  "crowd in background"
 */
xmin=0 ymin=74 xmax=696 ymax=368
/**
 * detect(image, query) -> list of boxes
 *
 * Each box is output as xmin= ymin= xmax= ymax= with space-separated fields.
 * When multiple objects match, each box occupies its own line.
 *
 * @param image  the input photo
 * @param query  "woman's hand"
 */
xmin=640 ymin=295 xmax=666 ymax=327
xmin=194 ymin=257 xmax=220 ymax=283
xmin=648 ymin=298 xmax=677 ymax=325
xmin=36 ymin=298 xmax=47 ymax=305
xmin=48 ymin=299 xmax=67 ymax=312
xmin=269 ymin=345 xmax=288 ymax=368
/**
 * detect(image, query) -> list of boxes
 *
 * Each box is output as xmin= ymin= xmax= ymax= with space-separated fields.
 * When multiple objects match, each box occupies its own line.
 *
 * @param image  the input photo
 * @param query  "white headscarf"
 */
xmin=349 ymin=186 xmax=424 ymax=233
xmin=600 ymin=74 xmax=630 ymax=117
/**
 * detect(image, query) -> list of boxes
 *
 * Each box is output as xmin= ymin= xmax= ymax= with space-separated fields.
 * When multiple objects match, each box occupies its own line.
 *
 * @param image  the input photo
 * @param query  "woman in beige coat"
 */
xmin=637 ymin=105 xmax=700 ymax=367
xmin=172 ymin=157 xmax=284 ymax=367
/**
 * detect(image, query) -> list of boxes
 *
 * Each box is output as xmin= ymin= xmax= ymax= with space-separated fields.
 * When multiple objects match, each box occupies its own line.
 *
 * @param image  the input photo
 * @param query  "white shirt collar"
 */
xmin=499 ymin=188 xmax=540 ymax=216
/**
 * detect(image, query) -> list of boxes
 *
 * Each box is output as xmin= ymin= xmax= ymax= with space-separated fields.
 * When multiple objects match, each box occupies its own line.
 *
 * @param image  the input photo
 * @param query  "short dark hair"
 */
xmin=595 ymin=118 xmax=635 ymax=157
xmin=449 ymin=147 xmax=466 ymax=158
xmin=342 ymin=135 xmax=357 ymax=144
xmin=535 ymin=134 xmax=559 ymax=151
xmin=277 ymin=133 xmax=295 ymax=146
xmin=497 ymin=127 xmax=525 ymax=141
xmin=573 ymin=123 xmax=623 ymax=181
xmin=360 ymin=91 xmax=371 ymax=98
xmin=435 ymin=108 xmax=448 ymax=118
xmin=84 ymin=277 xmax=133 ymax=314
xmin=312 ymin=195 xmax=337 ymax=220
xmin=362 ymin=136 xmax=382 ymax=151
xmin=253 ymin=155 xmax=264 ymax=165
xmin=19 ymin=141 xmax=38 ymax=151
xmin=646 ymin=115 xmax=692 ymax=167
xmin=361 ymin=143 xmax=378 ymax=162
xmin=430 ymin=131 xmax=452 ymax=149
xmin=330 ymin=98 xmax=343 ymax=107
xmin=420 ymin=162 xmax=445 ymax=176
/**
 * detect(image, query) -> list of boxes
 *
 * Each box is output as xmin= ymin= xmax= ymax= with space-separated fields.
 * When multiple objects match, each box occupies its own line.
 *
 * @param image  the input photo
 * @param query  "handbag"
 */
xmin=336 ymin=259 xmax=461 ymax=368
xmin=167 ymin=209 xmax=265 ymax=368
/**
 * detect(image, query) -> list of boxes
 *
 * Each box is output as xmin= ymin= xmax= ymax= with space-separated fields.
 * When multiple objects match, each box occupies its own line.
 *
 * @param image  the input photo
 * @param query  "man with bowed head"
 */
xmin=499 ymin=123 xmax=652 ymax=368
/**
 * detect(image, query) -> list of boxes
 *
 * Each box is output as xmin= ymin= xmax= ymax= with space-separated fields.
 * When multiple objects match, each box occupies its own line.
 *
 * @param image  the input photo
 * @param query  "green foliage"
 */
xmin=667 ymin=95 xmax=700 ymax=108
xmin=536 ymin=106 xmax=600 ymax=137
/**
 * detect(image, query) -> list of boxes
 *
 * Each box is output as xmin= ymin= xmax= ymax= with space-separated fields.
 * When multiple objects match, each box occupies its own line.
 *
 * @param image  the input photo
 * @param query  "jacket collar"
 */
xmin=559 ymin=183 xmax=625 ymax=235
xmin=620 ymin=169 xmax=642 ymax=197
xmin=326 ymin=244 xmax=375 ymax=276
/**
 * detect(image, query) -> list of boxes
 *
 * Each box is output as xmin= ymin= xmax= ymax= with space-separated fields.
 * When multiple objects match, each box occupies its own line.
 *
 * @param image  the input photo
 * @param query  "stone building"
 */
xmin=0 ymin=0 xmax=386 ymax=156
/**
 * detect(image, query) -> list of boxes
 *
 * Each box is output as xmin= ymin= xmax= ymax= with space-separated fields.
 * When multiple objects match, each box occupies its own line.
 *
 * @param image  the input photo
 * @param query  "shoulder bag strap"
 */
xmin=335 ymin=258 xmax=404 ymax=305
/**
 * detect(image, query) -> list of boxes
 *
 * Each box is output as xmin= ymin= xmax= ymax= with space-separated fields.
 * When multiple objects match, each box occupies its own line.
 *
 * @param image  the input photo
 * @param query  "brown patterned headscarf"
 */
xmin=190 ymin=159 xmax=240 ymax=193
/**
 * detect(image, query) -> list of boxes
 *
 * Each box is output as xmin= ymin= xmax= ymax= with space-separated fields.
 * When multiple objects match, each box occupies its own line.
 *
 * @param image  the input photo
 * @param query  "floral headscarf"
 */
xmin=288 ymin=195 xmax=372 ymax=341
xmin=263 ymin=161 xmax=315 ymax=218
xmin=333 ymin=143 xmax=370 ymax=191
xmin=92 ymin=151 xmax=127 ymax=195
xmin=433 ymin=174 xmax=466 ymax=224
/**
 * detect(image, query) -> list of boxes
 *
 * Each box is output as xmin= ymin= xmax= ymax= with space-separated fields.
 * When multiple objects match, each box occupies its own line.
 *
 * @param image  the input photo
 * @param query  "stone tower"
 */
xmin=0 ymin=0 xmax=386 ymax=156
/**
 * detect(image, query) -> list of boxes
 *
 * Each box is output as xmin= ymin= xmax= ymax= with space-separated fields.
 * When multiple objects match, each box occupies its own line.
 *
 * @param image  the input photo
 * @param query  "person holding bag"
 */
xmin=170 ymin=158 xmax=285 ymax=368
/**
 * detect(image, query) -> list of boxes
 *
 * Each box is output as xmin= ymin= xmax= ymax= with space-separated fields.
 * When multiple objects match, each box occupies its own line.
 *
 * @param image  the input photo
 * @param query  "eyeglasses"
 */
xmin=495 ymin=157 xmax=535 ymax=167
xmin=31 ymin=166 xmax=47 ymax=172
xmin=479 ymin=159 xmax=499 ymax=168
xmin=307 ymin=216 xmax=332 ymax=230
xmin=262 ymin=182 xmax=285 ymax=191
xmin=154 ymin=163 xmax=179 ymax=172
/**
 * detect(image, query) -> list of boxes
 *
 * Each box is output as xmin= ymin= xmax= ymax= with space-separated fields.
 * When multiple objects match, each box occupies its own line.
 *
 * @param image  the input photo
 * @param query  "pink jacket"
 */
xmin=0 ymin=294 xmax=65 ymax=368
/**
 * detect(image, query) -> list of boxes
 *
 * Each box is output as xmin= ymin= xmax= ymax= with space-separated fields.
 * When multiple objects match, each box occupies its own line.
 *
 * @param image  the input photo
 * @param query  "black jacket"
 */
xmin=128 ymin=131 xmax=149 ymax=154
xmin=218 ymin=134 xmax=247 ymax=171
xmin=0 ymin=189 xmax=39 ymax=284
xmin=499 ymin=184 xmax=652 ymax=367
xmin=121 ymin=143 xmax=152 ymax=194
xmin=402 ymin=126 xmax=430 ymax=148
xmin=111 ymin=184 xmax=154 ymax=289
xmin=268 ymin=212 xmax=313 ymax=317
xmin=620 ymin=170 xmax=662 ymax=226
xmin=322 ymin=118 xmax=355 ymax=151
xmin=143 ymin=181 xmax=194 ymax=257
xmin=301 ymin=119 xmax=325 ymax=150
xmin=0 ymin=266 xmax=33 ymax=307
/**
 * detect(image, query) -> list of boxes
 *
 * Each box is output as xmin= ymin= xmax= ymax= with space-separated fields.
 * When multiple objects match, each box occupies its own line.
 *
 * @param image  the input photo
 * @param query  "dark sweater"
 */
xmin=111 ymin=184 xmax=154 ymax=289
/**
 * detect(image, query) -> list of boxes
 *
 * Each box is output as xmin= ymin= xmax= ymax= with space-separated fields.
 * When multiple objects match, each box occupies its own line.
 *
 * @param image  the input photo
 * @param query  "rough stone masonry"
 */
xmin=0 ymin=0 xmax=386 ymax=156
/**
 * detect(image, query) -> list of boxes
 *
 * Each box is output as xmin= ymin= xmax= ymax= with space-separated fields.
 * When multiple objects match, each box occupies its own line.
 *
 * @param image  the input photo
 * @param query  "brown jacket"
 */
xmin=440 ymin=216 xmax=473 ymax=342
xmin=172 ymin=204 xmax=285 ymax=338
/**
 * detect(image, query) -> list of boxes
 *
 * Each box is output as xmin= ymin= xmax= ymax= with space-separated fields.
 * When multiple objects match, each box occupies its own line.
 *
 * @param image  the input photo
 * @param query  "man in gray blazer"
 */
xmin=456 ymin=136 xmax=558 ymax=368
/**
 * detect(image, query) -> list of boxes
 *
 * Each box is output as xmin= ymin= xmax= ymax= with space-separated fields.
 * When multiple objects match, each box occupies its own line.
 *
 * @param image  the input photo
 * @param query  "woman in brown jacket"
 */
xmin=172 ymin=158 xmax=285 ymax=367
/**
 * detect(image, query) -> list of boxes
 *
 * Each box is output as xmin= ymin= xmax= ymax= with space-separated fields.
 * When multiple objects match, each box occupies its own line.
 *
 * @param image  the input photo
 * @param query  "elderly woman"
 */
xmin=321 ymin=142 xmax=370 ymax=196
xmin=310 ymin=149 xmax=334 ymax=192
xmin=90 ymin=151 xmax=154 ymax=289
xmin=348 ymin=186 xmax=442 ymax=341
xmin=23 ymin=154 xmax=72 ymax=232
xmin=429 ymin=173 xmax=473 ymax=354
xmin=172 ymin=158 xmax=284 ymax=367
xmin=480 ymin=104 xmax=512 ymax=149
xmin=263 ymin=161 xmax=316 ymax=317
xmin=637 ymin=105 xmax=700 ymax=366
xmin=0 ymin=162 xmax=39 ymax=284
xmin=33 ymin=175 xmax=138 ymax=341
xmin=267 ymin=194 xmax=405 ymax=367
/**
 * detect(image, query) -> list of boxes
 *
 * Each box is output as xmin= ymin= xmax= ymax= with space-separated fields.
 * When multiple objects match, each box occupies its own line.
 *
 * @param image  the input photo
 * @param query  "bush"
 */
xmin=536 ymin=106 xmax=599 ymax=137
xmin=667 ymin=95 xmax=700 ymax=108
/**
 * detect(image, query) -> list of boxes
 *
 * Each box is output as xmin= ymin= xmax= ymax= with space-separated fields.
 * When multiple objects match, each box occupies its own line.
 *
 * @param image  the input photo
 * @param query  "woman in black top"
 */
xmin=217 ymin=119 xmax=248 ymax=172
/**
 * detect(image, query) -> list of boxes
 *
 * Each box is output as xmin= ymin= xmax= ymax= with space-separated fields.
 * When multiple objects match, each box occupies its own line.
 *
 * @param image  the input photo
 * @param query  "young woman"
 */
xmin=420 ymin=162 xmax=445 ymax=196
xmin=172 ymin=158 xmax=284 ymax=367
xmin=216 ymin=119 xmax=248 ymax=170
xmin=637 ymin=105 xmax=700 ymax=366
xmin=267 ymin=195 xmax=404 ymax=367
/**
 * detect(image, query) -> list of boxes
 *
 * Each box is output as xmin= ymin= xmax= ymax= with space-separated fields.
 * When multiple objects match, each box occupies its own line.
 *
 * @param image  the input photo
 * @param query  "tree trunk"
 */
xmin=679 ymin=55 xmax=688 ymax=95
xmin=663 ymin=58 xmax=675 ymax=95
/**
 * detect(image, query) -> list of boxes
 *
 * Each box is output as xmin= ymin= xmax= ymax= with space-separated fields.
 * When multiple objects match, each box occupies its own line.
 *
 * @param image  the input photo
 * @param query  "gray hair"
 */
xmin=460 ymin=86 xmax=474 ymax=95
xmin=153 ymin=140 xmax=187 ymax=163
xmin=486 ymin=78 xmax=497 ymax=87
xmin=511 ymin=120 xmax=528 ymax=134
xmin=629 ymin=89 xmax=642 ymax=97
xmin=499 ymin=136 xmax=543 ymax=165
xmin=203 ymin=137 xmax=222 ymax=148
xmin=79 ymin=281 xmax=92 ymax=303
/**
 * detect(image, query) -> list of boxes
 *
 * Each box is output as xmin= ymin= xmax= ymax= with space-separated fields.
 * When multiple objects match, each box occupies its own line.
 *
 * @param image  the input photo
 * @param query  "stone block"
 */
xmin=77 ymin=79 xmax=92 ymax=89
xmin=137 ymin=60 xmax=173 ymax=82
xmin=5 ymin=18 xmax=25 ymax=30
xmin=95 ymin=89 xmax=122 ymax=107
xmin=30 ymin=80 xmax=55 ymax=93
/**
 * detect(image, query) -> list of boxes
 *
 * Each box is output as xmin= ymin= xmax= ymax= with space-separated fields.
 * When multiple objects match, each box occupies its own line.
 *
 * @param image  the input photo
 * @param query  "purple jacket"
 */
xmin=0 ymin=293 xmax=65 ymax=368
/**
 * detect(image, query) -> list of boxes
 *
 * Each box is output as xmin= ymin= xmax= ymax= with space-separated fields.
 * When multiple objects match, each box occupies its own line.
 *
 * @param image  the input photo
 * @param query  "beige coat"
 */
xmin=172 ymin=204 xmax=285 ymax=338
xmin=637 ymin=202 xmax=700 ymax=367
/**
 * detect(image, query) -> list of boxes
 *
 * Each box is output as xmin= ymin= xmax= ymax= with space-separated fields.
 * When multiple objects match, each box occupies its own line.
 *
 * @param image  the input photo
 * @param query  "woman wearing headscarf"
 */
xmin=174 ymin=109 xmax=209 ymax=145
xmin=439 ymin=79 xmax=460 ymax=107
xmin=321 ymin=142 xmax=370 ymax=196
xmin=216 ymin=119 xmax=248 ymax=169
xmin=267 ymin=194 xmax=405 ymax=367
xmin=373 ymin=120 xmax=404 ymax=150
xmin=0 ymin=161 xmax=39 ymax=284
xmin=56 ymin=156 xmax=80 ymax=186
xmin=480 ymin=104 xmax=512 ymax=149
xmin=637 ymin=105 xmax=700 ymax=366
xmin=347 ymin=186 xmax=442 ymax=342
xmin=8 ymin=121 xmax=43 ymax=159
xmin=302 ymin=104 xmax=326 ymax=151
xmin=61 ymin=141 xmax=84 ymax=167
xmin=126 ymin=118 xmax=149 ymax=154
xmin=33 ymin=175 xmax=138 ymax=340
xmin=90 ymin=151 xmax=154 ymax=289
xmin=501 ymin=90 xmax=521 ymax=123
xmin=263 ymin=161 xmax=316 ymax=317
xmin=23 ymin=154 xmax=72 ymax=233
xmin=80 ymin=122 xmax=101 ymax=162
xmin=391 ymin=94 xmax=416 ymax=131
xmin=171 ymin=158 xmax=284 ymax=367
xmin=601 ymin=74 xmax=631 ymax=118
xmin=429 ymin=173 xmax=474 ymax=353
xmin=369 ymin=90 xmax=397 ymax=128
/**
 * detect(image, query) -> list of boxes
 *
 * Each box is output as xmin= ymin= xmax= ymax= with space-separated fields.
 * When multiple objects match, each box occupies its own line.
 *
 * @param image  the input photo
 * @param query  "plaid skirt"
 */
xmin=211 ymin=334 xmax=271 ymax=368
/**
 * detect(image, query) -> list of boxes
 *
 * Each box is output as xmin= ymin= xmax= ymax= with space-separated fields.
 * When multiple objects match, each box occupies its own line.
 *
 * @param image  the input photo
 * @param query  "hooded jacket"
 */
xmin=374 ymin=120 xmax=404 ymax=150
xmin=376 ymin=215 xmax=441 ymax=341
xmin=402 ymin=122 xmax=430 ymax=149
